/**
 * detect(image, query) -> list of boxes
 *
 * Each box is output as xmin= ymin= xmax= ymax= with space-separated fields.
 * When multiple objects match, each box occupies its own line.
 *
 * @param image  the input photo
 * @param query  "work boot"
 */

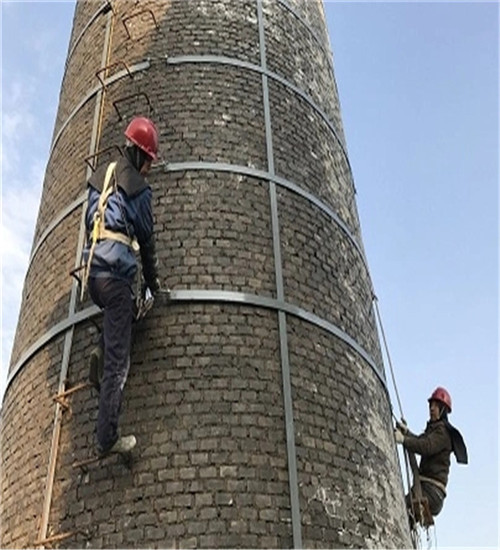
xmin=88 ymin=344 xmax=104 ymax=391
xmin=108 ymin=435 xmax=137 ymax=454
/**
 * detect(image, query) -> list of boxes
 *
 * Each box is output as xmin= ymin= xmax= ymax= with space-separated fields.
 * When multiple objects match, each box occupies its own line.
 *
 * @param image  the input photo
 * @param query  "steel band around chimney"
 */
xmin=276 ymin=0 xmax=336 ymax=77
xmin=63 ymin=1 xmax=113 ymax=73
xmin=4 ymin=290 xmax=387 ymax=400
xmin=26 ymin=161 xmax=366 ymax=282
xmin=47 ymin=54 xmax=353 ymax=190
xmin=28 ymin=195 xmax=86 ymax=265
xmin=47 ymin=59 xmax=151 ymax=163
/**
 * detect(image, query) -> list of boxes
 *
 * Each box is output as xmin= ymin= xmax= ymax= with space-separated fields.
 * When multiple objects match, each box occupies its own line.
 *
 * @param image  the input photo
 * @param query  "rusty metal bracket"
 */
xmin=96 ymin=60 xmax=133 ymax=90
xmin=73 ymin=455 xmax=107 ymax=471
xmin=112 ymin=91 xmax=154 ymax=121
xmin=106 ymin=0 xmax=116 ymax=15
xmin=73 ymin=450 xmax=133 ymax=471
xmin=53 ymin=382 xmax=91 ymax=416
xmin=34 ymin=529 xmax=90 ymax=548
xmin=122 ymin=9 xmax=159 ymax=41
xmin=69 ymin=265 xmax=84 ymax=289
xmin=54 ymin=382 xmax=91 ymax=401
xmin=84 ymin=145 xmax=123 ymax=172
xmin=53 ymin=395 xmax=70 ymax=412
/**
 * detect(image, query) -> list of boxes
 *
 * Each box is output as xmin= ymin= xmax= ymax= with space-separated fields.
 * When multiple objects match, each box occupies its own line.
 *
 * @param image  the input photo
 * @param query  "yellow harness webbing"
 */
xmin=81 ymin=162 xmax=139 ymax=299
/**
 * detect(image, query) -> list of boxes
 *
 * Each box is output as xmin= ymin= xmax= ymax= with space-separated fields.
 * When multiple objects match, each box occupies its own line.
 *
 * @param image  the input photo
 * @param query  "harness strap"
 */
xmin=80 ymin=162 xmax=138 ymax=299
xmin=99 ymin=228 xmax=139 ymax=251
xmin=419 ymin=475 xmax=447 ymax=496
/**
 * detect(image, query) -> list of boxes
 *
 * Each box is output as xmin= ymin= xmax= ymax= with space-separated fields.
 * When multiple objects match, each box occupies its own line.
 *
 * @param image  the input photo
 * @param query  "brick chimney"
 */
xmin=1 ymin=1 xmax=411 ymax=547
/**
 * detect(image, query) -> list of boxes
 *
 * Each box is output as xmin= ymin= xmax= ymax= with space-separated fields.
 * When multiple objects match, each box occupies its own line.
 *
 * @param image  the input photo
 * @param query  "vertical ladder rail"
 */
xmin=36 ymin=7 xmax=116 ymax=546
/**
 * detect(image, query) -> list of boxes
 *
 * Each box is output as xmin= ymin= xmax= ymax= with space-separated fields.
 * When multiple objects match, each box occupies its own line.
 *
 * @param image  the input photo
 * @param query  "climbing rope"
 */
xmin=373 ymin=295 xmax=438 ymax=549
xmin=373 ymin=295 xmax=409 ymax=442
xmin=373 ymin=295 xmax=424 ymax=547
xmin=373 ymin=296 xmax=404 ymax=420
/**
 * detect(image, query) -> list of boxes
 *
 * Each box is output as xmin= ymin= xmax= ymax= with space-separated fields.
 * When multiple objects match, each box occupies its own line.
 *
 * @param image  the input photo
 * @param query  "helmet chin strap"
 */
xmin=135 ymin=147 xmax=143 ymax=171
xmin=438 ymin=405 xmax=449 ymax=421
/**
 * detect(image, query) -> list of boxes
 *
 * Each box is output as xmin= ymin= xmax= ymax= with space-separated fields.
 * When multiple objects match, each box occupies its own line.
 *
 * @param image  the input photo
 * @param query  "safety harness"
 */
xmin=81 ymin=161 xmax=139 ymax=299
xmin=407 ymin=451 xmax=435 ymax=528
xmin=419 ymin=475 xmax=447 ymax=496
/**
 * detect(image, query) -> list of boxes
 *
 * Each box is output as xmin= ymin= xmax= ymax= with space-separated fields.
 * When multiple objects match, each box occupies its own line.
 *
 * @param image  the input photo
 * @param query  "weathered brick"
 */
xmin=195 ymin=493 xmax=213 ymax=507
xmin=145 ymin=526 xmax=165 ymax=540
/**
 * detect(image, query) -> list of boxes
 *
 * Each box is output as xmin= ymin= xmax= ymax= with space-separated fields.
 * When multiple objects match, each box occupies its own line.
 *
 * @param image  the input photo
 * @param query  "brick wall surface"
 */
xmin=0 ymin=339 xmax=63 ymax=548
xmin=278 ymin=188 xmax=380 ymax=364
xmin=1 ymin=1 xmax=412 ymax=548
xmin=45 ymin=305 xmax=293 ymax=549
xmin=263 ymin=1 xmax=345 ymax=141
xmin=269 ymin=81 xmax=359 ymax=238
xmin=287 ymin=316 xmax=410 ymax=548
xmin=154 ymin=171 xmax=276 ymax=295
xmin=10 ymin=209 xmax=80 ymax=366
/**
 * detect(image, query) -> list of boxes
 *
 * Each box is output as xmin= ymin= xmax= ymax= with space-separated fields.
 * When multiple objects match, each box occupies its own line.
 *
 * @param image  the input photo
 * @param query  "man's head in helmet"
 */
xmin=124 ymin=116 xmax=159 ymax=174
xmin=428 ymin=386 xmax=452 ymax=421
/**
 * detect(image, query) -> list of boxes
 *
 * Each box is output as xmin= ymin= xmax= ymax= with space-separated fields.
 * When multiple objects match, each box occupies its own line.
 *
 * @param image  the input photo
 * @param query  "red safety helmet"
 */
xmin=124 ymin=116 xmax=159 ymax=160
xmin=428 ymin=387 xmax=452 ymax=413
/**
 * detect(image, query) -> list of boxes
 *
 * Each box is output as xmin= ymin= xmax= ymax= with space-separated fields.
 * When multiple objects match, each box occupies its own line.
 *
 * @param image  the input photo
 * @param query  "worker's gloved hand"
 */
xmin=394 ymin=428 xmax=405 ymax=445
xmin=140 ymin=236 xmax=160 ymax=294
xmin=396 ymin=419 xmax=409 ymax=435
xmin=147 ymin=277 xmax=161 ymax=296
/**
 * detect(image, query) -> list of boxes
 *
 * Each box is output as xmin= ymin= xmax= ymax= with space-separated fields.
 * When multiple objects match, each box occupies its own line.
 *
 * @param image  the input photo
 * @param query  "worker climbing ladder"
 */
xmin=34 ymin=3 xmax=163 ymax=547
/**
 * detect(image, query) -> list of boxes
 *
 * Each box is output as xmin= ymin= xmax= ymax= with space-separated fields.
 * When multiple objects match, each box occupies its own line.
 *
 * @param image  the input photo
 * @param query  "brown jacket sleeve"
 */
xmin=403 ymin=422 xmax=451 ymax=457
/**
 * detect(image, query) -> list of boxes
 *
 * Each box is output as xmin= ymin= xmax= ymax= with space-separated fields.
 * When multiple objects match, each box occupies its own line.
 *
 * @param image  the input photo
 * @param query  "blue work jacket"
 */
xmin=83 ymin=157 xmax=154 ymax=282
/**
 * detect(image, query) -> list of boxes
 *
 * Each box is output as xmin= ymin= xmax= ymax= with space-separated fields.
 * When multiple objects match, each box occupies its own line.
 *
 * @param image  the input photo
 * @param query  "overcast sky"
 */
xmin=1 ymin=1 xmax=498 ymax=548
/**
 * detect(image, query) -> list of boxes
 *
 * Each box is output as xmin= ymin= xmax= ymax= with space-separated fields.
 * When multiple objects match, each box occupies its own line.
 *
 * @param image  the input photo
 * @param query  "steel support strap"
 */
xmin=257 ymin=0 xmax=302 ymax=546
xmin=63 ymin=1 xmax=113 ymax=73
xmin=5 ymin=291 xmax=387 ymax=397
xmin=29 ymin=194 xmax=86 ymax=265
xmin=26 ymin=162 xmax=367 ymax=281
xmin=47 ymin=59 xmax=150 ymax=164
xmin=165 ymin=54 xmax=351 ymax=174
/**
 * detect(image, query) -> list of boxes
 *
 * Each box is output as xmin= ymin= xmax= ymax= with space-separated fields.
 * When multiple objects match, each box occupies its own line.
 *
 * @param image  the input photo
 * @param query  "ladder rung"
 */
xmin=53 ymin=382 xmax=91 ymax=401
xmin=72 ymin=455 xmax=104 ymax=469
xmin=34 ymin=530 xmax=76 ymax=547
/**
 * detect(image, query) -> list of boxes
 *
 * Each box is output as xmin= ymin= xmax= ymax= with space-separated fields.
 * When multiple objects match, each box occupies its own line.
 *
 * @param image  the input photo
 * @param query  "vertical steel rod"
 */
xmin=257 ymin=0 xmax=302 ymax=547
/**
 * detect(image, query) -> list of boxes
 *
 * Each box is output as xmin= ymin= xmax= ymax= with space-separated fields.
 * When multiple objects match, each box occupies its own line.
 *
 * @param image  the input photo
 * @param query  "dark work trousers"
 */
xmin=406 ymin=481 xmax=446 ymax=520
xmin=88 ymin=276 xmax=133 ymax=453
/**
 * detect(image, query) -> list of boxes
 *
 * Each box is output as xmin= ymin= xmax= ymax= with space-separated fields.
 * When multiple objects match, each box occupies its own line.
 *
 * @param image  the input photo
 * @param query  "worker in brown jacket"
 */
xmin=394 ymin=387 xmax=468 ymax=522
